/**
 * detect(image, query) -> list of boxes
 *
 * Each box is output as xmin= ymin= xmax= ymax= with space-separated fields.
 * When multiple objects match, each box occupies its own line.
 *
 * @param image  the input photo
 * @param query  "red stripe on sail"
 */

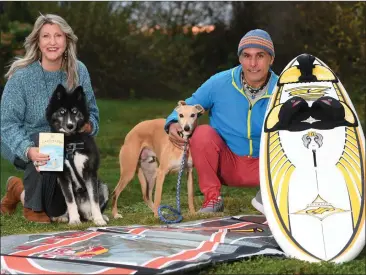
xmin=12 ymin=232 xmax=103 ymax=256
xmin=98 ymin=267 xmax=137 ymax=274
xmin=128 ymin=228 xmax=149 ymax=235
xmin=3 ymin=256 xmax=72 ymax=274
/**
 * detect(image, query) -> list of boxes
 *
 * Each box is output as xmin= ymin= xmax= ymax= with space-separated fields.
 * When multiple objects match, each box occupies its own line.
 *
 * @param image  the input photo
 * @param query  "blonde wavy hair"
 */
xmin=5 ymin=13 xmax=79 ymax=90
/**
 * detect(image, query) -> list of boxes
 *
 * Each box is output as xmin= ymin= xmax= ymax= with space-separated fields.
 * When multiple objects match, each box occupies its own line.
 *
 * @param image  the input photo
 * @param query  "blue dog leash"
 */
xmin=158 ymin=141 xmax=188 ymax=224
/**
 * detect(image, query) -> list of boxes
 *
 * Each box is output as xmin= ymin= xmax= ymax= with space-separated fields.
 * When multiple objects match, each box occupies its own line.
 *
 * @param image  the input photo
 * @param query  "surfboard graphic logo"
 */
xmin=298 ymin=132 xmax=348 ymax=220
xmin=302 ymin=131 xmax=323 ymax=149
xmin=336 ymin=127 xmax=363 ymax=229
xmin=286 ymin=86 xmax=330 ymax=101
xmin=293 ymin=195 xmax=348 ymax=221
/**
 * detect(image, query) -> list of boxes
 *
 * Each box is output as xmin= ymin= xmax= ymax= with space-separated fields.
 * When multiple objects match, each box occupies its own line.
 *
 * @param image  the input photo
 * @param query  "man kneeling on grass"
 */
xmin=165 ymin=29 xmax=279 ymax=213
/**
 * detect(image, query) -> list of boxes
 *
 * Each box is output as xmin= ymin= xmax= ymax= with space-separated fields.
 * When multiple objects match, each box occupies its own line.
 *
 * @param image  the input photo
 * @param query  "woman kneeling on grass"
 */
xmin=0 ymin=14 xmax=99 ymax=223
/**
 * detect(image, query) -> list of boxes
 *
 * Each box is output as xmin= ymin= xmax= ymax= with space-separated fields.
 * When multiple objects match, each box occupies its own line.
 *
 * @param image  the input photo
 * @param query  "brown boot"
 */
xmin=23 ymin=208 xmax=51 ymax=224
xmin=1 ymin=176 xmax=24 ymax=215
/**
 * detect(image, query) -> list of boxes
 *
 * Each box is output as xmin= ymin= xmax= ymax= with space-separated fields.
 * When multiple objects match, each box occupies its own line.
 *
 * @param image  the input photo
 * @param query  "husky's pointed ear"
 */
xmin=55 ymin=84 xmax=66 ymax=100
xmin=46 ymin=84 xmax=65 ymax=124
xmin=73 ymin=86 xmax=85 ymax=101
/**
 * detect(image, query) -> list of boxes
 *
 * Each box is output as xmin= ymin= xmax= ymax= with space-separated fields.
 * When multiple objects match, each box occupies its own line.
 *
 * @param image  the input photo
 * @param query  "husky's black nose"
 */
xmin=66 ymin=123 xmax=74 ymax=130
xmin=184 ymin=125 xmax=190 ymax=131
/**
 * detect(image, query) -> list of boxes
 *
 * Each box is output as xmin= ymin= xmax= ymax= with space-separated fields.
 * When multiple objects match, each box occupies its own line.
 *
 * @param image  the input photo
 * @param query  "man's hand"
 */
xmin=168 ymin=122 xmax=186 ymax=148
xmin=80 ymin=121 xmax=93 ymax=134
xmin=27 ymin=147 xmax=50 ymax=172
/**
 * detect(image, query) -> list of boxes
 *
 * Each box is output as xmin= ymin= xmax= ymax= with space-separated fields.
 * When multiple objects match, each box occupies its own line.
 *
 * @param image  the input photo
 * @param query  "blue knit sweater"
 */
xmin=1 ymin=60 xmax=99 ymax=163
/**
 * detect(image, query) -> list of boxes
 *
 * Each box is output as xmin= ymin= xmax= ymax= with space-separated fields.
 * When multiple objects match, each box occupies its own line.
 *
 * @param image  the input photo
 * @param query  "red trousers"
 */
xmin=189 ymin=125 xmax=259 ymax=200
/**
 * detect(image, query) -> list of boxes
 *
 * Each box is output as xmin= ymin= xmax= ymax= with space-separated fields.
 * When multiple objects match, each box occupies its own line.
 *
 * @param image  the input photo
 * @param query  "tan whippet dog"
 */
xmin=111 ymin=101 xmax=204 ymax=218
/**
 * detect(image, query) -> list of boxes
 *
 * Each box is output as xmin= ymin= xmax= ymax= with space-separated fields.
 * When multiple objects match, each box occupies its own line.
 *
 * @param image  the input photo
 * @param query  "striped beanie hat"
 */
xmin=237 ymin=29 xmax=275 ymax=57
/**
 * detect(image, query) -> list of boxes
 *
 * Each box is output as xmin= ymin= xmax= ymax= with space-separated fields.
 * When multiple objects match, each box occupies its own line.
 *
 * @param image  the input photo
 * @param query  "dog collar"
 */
xmin=178 ymin=131 xmax=192 ymax=139
xmin=65 ymin=142 xmax=85 ymax=160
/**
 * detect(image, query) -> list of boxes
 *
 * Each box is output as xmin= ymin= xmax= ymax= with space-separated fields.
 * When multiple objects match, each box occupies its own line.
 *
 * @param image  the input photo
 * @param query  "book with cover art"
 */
xmin=39 ymin=133 xmax=64 ymax=172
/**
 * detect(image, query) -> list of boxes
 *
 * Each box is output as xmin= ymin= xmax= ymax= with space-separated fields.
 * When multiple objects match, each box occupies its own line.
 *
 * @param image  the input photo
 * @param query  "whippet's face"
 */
xmin=175 ymin=101 xmax=205 ymax=138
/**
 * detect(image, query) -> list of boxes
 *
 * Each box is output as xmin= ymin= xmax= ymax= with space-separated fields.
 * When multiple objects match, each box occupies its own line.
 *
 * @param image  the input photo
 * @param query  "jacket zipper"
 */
xmin=231 ymin=68 xmax=272 ymax=157
xmin=247 ymin=102 xmax=253 ymax=156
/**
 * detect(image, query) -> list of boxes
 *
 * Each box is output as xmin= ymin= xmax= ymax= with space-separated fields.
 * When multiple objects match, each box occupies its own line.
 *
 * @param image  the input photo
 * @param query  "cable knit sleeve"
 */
xmin=77 ymin=61 xmax=100 ymax=136
xmin=1 ymin=73 xmax=34 ymax=162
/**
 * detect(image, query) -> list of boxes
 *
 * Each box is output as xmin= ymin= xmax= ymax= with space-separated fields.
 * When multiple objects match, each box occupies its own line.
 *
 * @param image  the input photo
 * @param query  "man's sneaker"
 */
xmin=251 ymin=191 xmax=264 ymax=214
xmin=198 ymin=196 xmax=224 ymax=213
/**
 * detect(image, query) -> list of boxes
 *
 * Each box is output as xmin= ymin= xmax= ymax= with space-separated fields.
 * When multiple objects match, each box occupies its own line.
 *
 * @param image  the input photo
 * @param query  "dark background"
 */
xmin=1 ymin=1 xmax=365 ymax=118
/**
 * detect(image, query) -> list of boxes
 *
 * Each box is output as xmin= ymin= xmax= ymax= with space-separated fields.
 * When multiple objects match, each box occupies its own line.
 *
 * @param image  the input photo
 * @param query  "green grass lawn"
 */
xmin=1 ymin=99 xmax=365 ymax=274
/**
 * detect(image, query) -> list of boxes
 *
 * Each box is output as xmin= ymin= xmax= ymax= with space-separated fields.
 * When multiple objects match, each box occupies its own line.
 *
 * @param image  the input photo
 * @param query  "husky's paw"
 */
xmin=51 ymin=215 xmax=69 ymax=223
xmin=113 ymin=213 xmax=123 ymax=219
xmin=102 ymin=214 xmax=109 ymax=222
xmin=68 ymin=219 xmax=82 ymax=226
xmin=85 ymin=214 xmax=93 ymax=221
xmin=93 ymin=218 xmax=107 ymax=226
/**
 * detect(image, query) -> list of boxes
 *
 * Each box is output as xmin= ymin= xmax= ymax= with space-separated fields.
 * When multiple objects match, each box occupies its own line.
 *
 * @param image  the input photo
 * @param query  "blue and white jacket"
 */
xmin=165 ymin=65 xmax=279 ymax=157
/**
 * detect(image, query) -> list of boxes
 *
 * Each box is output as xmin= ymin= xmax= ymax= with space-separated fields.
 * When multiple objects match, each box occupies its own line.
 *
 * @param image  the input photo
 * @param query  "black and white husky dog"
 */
xmin=46 ymin=84 xmax=109 ymax=226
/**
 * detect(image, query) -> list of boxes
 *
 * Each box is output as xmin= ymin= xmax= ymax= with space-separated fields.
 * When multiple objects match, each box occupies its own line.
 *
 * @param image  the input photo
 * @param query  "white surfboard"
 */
xmin=260 ymin=53 xmax=365 ymax=263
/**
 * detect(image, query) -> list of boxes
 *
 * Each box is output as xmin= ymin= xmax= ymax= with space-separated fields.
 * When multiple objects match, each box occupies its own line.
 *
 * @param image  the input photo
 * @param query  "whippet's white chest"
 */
xmin=168 ymin=152 xmax=193 ymax=173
